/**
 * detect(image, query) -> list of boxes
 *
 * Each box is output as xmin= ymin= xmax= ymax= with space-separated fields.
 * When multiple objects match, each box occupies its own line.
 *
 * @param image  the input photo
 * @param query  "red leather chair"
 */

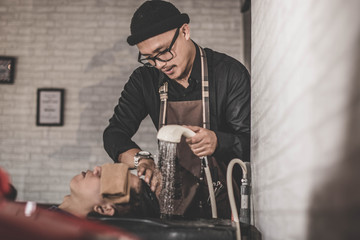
xmin=0 ymin=199 xmax=139 ymax=240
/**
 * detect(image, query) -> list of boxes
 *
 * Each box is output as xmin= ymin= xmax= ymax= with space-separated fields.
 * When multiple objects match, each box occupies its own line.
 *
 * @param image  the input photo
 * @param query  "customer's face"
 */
xmin=70 ymin=166 xmax=103 ymax=204
xmin=137 ymin=24 xmax=192 ymax=81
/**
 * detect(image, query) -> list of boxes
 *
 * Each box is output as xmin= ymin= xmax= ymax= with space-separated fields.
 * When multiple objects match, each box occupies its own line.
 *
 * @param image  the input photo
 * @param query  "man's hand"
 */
xmin=185 ymin=125 xmax=218 ymax=157
xmin=118 ymin=148 xmax=161 ymax=193
xmin=137 ymin=159 xmax=161 ymax=192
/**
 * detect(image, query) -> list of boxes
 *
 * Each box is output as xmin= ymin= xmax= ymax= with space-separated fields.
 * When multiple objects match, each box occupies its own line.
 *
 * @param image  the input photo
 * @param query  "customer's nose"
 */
xmin=93 ymin=166 xmax=101 ymax=176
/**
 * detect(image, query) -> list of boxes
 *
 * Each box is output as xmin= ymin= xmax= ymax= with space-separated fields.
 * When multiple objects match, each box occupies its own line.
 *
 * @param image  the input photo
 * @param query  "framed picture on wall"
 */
xmin=0 ymin=56 xmax=16 ymax=84
xmin=36 ymin=88 xmax=65 ymax=126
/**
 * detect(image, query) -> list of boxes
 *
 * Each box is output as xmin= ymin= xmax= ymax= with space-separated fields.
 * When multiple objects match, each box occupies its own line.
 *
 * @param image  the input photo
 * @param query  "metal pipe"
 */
xmin=226 ymin=158 xmax=248 ymax=240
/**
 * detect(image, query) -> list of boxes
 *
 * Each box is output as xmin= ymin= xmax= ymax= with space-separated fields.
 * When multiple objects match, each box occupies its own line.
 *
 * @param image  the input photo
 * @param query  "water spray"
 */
xmin=158 ymin=125 xmax=250 ymax=240
xmin=157 ymin=125 xmax=218 ymax=219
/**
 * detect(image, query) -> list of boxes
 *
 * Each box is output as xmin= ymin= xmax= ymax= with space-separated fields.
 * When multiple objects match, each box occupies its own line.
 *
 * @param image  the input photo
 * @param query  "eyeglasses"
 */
xmin=138 ymin=28 xmax=180 ymax=67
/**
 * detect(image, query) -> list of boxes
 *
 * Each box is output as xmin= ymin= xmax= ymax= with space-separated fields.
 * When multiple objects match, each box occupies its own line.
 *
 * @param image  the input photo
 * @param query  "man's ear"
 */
xmin=93 ymin=203 xmax=115 ymax=216
xmin=181 ymin=23 xmax=190 ymax=40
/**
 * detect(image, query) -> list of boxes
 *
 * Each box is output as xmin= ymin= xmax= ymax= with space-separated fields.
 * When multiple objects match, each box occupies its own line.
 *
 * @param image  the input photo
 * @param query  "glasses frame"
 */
xmin=138 ymin=27 xmax=180 ymax=67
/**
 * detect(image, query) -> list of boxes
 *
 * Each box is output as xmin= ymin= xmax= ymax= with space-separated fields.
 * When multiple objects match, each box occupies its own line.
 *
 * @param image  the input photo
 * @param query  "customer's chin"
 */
xmin=69 ymin=174 xmax=81 ymax=187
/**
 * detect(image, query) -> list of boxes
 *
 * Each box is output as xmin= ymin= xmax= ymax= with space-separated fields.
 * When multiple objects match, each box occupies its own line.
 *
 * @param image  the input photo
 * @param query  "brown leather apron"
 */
xmin=158 ymin=46 xmax=239 ymax=218
xmin=166 ymin=100 xmax=202 ymax=216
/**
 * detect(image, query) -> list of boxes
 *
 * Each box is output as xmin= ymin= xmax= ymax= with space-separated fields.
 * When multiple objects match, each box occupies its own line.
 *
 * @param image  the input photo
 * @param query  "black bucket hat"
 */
xmin=127 ymin=1 xmax=190 ymax=46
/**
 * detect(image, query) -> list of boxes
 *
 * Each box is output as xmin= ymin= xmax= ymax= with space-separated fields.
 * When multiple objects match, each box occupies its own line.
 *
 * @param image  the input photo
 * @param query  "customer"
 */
xmin=0 ymin=165 xmax=140 ymax=240
xmin=103 ymin=1 xmax=250 ymax=219
xmin=56 ymin=163 xmax=160 ymax=218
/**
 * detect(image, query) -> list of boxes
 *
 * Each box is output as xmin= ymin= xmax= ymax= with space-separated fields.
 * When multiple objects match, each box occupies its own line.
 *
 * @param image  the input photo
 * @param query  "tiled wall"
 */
xmin=0 ymin=0 xmax=250 ymax=203
xmin=251 ymin=0 xmax=360 ymax=239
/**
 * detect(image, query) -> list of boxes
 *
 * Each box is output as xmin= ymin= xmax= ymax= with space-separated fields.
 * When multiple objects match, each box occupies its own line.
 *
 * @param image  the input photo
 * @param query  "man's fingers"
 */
xmin=137 ymin=162 xmax=161 ymax=193
xmin=144 ymin=168 xmax=153 ymax=184
xmin=150 ymin=175 xmax=159 ymax=192
xmin=195 ymin=149 xmax=211 ymax=157
xmin=191 ymin=144 xmax=206 ymax=153
xmin=188 ymin=138 xmax=207 ymax=148
xmin=137 ymin=159 xmax=155 ymax=176
xmin=137 ymin=166 xmax=145 ymax=177
xmin=152 ymin=169 xmax=162 ymax=193
xmin=184 ymin=125 xmax=201 ymax=132
xmin=186 ymin=132 xmax=204 ymax=144
xmin=187 ymin=128 xmax=217 ymax=157
xmin=185 ymin=126 xmax=210 ymax=144
xmin=192 ymin=147 xmax=209 ymax=157
xmin=189 ymin=139 xmax=216 ymax=156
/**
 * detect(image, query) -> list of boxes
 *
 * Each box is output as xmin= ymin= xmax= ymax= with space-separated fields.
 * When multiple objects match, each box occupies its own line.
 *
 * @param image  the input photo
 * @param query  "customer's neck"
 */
xmin=58 ymin=195 xmax=88 ymax=218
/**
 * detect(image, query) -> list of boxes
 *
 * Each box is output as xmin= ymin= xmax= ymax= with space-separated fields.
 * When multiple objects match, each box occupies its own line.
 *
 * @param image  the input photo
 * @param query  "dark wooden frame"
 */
xmin=0 ymin=56 xmax=16 ymax=84
xmin=36 ymin=88 xmax=65 ymax=126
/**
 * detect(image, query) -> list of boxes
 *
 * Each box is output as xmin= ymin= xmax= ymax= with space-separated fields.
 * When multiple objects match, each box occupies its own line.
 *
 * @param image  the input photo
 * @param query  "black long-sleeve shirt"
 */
xmin=103 ymin=44 xmax=251 ymax=164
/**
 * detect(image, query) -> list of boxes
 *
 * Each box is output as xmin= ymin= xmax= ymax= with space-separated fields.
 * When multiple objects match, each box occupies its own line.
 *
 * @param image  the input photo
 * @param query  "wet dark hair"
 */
xmin=88 ymin=179 xmax=159 ymax=218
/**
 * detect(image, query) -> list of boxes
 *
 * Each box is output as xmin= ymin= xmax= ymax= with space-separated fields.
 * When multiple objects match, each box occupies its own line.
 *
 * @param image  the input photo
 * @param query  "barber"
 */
xmin=103 ymin=0 xmax=250 ymax=219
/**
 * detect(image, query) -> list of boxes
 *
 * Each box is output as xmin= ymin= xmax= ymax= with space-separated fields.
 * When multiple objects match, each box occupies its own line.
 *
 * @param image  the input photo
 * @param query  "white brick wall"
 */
xmin=251 ymin=0 xmax=360 ymax=239
xmin=0 ymin=0 xmax=249 ymax=204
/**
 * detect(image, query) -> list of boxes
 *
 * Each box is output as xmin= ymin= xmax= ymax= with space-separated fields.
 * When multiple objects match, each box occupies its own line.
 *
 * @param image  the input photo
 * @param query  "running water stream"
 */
xmin=158 ymin=140 xmax=178 ymax=218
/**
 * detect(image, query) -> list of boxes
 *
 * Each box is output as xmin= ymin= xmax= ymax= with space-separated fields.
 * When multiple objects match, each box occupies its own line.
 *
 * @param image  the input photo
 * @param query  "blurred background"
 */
xmin=0 ymin=0 xmax=359 ymax=239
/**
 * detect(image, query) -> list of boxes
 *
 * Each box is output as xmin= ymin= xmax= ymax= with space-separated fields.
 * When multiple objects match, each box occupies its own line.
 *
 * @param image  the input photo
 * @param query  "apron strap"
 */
xmin=198 ymin=46 xmax=210 ymax=129
xmin=158 ymin=81 xmax=168 ymax=129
